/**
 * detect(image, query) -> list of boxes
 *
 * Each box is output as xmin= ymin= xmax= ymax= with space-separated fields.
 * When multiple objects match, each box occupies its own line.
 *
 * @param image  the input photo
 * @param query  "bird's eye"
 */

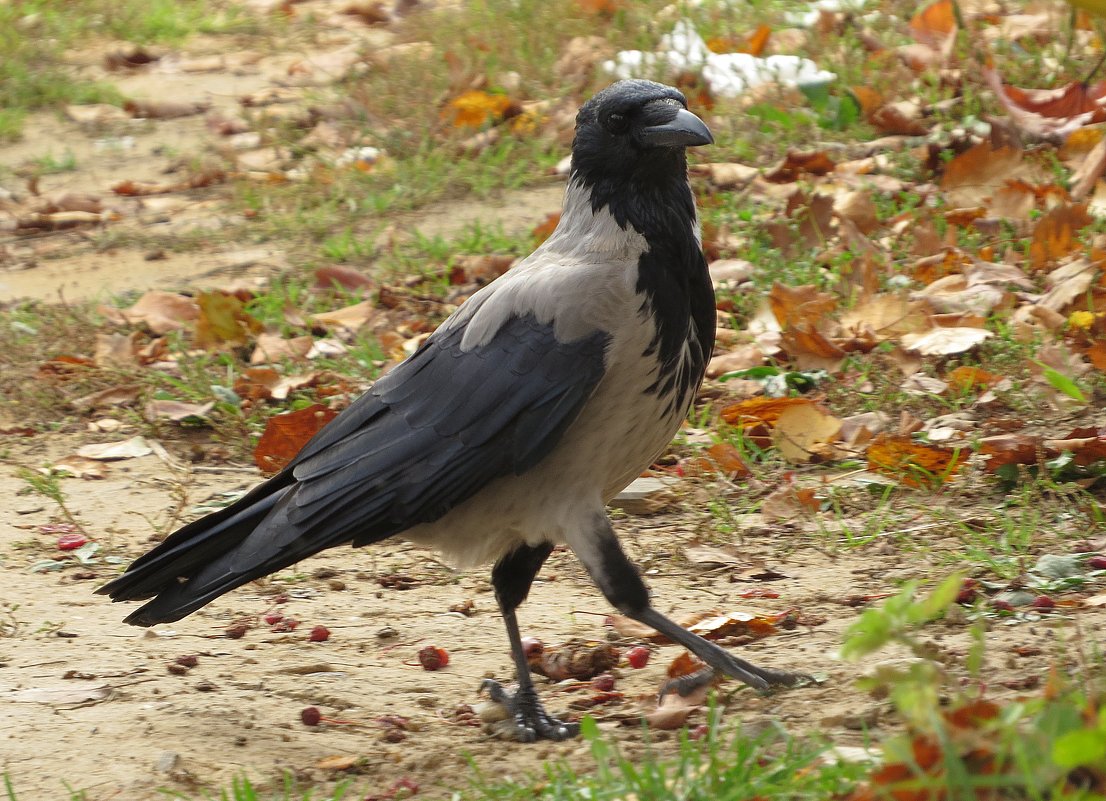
xmin=605 ymin=113 xmax=629 ymax=134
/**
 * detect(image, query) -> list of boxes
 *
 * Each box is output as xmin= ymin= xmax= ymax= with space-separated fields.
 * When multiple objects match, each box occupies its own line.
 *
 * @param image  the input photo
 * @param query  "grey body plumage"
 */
xmin=99 ymin=80 xmax=803 ymax=742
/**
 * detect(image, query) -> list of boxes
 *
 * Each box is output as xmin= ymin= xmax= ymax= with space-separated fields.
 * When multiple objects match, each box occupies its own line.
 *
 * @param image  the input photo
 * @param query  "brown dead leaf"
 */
xmin=144 ymin=400 xmax=214 ymax=422
xmin=866 ymin=434 xmax=965 ymax=487
xmin=940 ymin=143 xmax=1026 ymax=208
xmin=50 ymin=455 xmax=108 ymax=480
xmin=779 ymin=325 xmax=847 ymax=371
xmin=532 ymin=212 xmax=560 ymax=243
xmin=769 ymin=283 xmax=837 ymax=329
xmin=310 ymin=300 xmax=375 ymax=331
xmin=1029 ymin=204 xmax=1092 ymax=270
xmin=94 ymin=331 xmax=143 ymax=368
xmin=839 ymin=294 xmax=930 ymax=341
xmin=705 ymin=344 xmax=765 ymax=378
xmin=254 ymin=404 xmax=339 ymax=474
xmin=688 ymin=442 xmax=751 ymax=478
xmin=765 ymin=150 xmax=835 ymax=183
xmin=100 ymin=291 xmax=199 ymax=334
xmin=909 ymin=0 xmax=957 ymax=48
xmin=123 ymin=99 xmax=210 ymax=119
xmin=695 ymin=161 xmax=760 ymax=189
xmin=316 ymin=755 xmax=359 ymax=772
xmin=720 ymin=396 xmax=818 ymax=430
xmin=71 ymin=385 xmax=142 ymax=411
xmin=76 ymin=436 xmax=153 ymax=461
xmin=760 ymin=482 xmax=821 ymax=521
xmin=869 ymin=100 xmax=929 ymax=136
xmin=194 ymin=292 xmax=263 ymax=349
xmin=314 ymin=265 xmax=373 ymax=291
xmin=979 ymin=433 xmax=1040 ymax=473
xmin=772 ymin=404 xmax=842 ymax=463
xmin=986 ymin=71 xmax=1106 ymax=139
xmin=250 ymin=333 xmax=314 ymax=365
xmin=111 ymin=169 xmax=225 ymax=197
xmin=945 ymin=366 xmax=1002 ymax=393
xmin=444 ymin=90 xmax=519 ymax=129
xmin=901 ymin=326 xmax=991 ymax=355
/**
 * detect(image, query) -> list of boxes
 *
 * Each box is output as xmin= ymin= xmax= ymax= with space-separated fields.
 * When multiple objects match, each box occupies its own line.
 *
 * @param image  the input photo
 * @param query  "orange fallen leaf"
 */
xmin=765 ymin=150 xmax=835 ymax=183
xmin=532 ymin=212 xmax=560 ymax=243
xmin=254 ymin=404 xmax=339 ymax=474
xmin=194 ymin=291 xmax=263 ymax=349
xmin=979 ymin=434 xmax=1040 ymax=474
xmin=909 ymin=0 xmax=957 ymax=47
xmin=945 ymin=366 xmax=1002 ymax=393
xmin=866 ymin=434 xmax=965 ymax=487
xmin=444 ymin=90 xmax=517 ymax=129
xmin=772 ymin=403 xmax=842 ymax=463
xmin=720 ymin=396 xmax=818 ymax=433
xmin=1029 ymin=203 xmax=1092 ymax=270
xmin=769 ymin=283 xmax=837 ymax=329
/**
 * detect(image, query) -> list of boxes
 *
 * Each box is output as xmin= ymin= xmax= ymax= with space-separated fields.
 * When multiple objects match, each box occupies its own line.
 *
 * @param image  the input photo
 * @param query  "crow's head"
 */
xmin=571 ymin=80 xmax=712 ymax=185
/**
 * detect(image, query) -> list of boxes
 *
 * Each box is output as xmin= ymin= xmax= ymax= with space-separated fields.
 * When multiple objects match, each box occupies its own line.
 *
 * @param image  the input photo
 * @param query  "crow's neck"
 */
xmin=569 ymin=155 xmax=716 ymax=415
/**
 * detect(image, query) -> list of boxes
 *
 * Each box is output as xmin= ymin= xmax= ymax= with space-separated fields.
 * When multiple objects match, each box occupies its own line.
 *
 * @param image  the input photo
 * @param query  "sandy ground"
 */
xmin=2 ymin=4 xmax=1105 ymax=799
xmin=2 ymin=431 xmax=1101 ymax=799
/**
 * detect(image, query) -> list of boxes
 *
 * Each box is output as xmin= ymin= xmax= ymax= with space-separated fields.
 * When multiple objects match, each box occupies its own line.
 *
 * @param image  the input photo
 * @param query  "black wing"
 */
xmin=99 ymin=313 xmax=610 ymax=624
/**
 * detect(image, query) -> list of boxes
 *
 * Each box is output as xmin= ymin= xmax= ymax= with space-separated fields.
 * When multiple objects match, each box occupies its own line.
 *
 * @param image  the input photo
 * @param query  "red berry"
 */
xmin=990 ymin=600 xmax=1014 ymax=612
xmin=263 ymin=613 xmax=283 ymax=625
xmin=417 ymin=645 xmax=449 ymax=671
xmin=1032 ymin=595 xmax=1055 ymax=610
xmin=521 ymin=637 xmax=544 ymax=660
xmin=271 ymin=617 xmax=299 ymax=632
xmin=592 ymin=673 xmax=616 ymax=692
xmin=300 ymin=706 xmax=321 ymax=726
xmin=57 ymin=533 xmax=89 ymax=551
xmin=309 ymin=625 xmax=330 ymax=642
xmin=1088 ymin=555 xmax=1106 ymax=570
xmin=225 ymin=622 xmax=249 ymax=639
xmin=626 ymin=646 xmax=650 ymax=669
xmin=956 ymin=587 xmax=977 ymax=605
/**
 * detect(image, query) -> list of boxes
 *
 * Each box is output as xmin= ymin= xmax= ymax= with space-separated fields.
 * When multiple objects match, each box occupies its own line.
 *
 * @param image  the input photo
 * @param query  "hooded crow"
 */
xmin=98 ymin=79 xmax=803 ymax=742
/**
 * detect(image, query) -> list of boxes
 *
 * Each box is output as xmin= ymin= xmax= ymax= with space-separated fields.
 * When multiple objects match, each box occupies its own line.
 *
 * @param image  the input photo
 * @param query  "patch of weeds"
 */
xmin=28 ymin=150 xmax=78 ymax=175
xmin=842 ymin=576 xmax=1106 ymax=799
xmin=16 ymin=469 xmax=89 ymax=535
xmin=469 ymin=710 xmax=863 ymax=801
xmin=0 ymin=1 xmax=252 ymax=138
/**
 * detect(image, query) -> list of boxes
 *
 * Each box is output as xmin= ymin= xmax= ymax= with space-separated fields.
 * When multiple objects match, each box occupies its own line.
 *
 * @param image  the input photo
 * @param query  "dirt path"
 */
xmin=2 ymin=434 xmax=1095 ymax=798
xmin=3 ymin=3 xmax=1106 ymax=799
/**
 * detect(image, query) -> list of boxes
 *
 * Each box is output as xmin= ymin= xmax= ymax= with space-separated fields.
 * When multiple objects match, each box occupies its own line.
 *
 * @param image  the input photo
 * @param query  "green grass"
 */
xmin=0 ymin=0 xmax=252 ymax=139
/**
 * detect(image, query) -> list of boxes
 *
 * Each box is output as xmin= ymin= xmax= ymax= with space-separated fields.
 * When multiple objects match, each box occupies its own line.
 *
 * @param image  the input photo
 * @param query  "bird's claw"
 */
xmin=480 ymin=679 xmax=579 ymax=743
xmin=660 ymin=664 xmax=814 ymax=701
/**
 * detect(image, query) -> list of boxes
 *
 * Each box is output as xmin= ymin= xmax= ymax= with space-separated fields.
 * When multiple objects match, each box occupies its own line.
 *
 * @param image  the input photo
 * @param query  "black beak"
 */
xmin=640 ymin=107 xmax=714 ymax=148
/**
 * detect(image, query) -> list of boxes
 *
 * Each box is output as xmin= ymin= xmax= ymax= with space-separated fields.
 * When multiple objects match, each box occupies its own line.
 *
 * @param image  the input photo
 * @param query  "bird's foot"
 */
xmin=661 ymin=663 xmax=814 ymax=700
xmin=480 ymin=679 xmax=579 ymax=743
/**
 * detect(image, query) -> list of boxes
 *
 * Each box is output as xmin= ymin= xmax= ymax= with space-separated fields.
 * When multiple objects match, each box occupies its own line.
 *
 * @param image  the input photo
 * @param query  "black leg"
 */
xmin=482 ymin=543 xmax=579 ymax=742
xmin=568 ymin=514 xmax=809 ymax=692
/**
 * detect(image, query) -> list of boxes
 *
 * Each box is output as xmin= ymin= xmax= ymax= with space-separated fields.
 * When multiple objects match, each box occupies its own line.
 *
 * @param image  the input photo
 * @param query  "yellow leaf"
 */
xmin=1065 ymin=0 xmax=1106 ymax=17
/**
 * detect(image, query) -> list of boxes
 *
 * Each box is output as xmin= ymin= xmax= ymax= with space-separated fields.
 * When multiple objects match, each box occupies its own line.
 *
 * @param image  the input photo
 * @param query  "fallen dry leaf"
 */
xmin=866 ymin=434 xmax=965 ymax=487
xmin=772 ymin=403 xmax=842 ymax=463
xmin=1029 ymin=204 xmax=1093 ymax=270
xmin=100 ymin=291 xmax=199 ymax=334
xmin=194 ymin=292 xmax=264 ymax=349
xmin=75 ymin=436 xmax=154 ymax=461
xmin=901 ymin=326 xmax=992 ymax=356
xmin=254 ymin=404 xmax=339 ymax=474
xmin=144 ymin=400 xmax=214 ymax=422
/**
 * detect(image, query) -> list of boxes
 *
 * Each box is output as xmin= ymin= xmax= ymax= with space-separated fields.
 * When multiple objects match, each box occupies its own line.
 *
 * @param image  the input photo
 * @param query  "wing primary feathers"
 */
xmin=98 ymin=314 xmax=609 ymax=625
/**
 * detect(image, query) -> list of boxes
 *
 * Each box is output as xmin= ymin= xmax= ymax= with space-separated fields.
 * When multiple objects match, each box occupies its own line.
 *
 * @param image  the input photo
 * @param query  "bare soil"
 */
xmin=1 ymin=431 xmax=1097 ymax=799
xmin=2 ymin=4 xmax=1104 ymax=799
